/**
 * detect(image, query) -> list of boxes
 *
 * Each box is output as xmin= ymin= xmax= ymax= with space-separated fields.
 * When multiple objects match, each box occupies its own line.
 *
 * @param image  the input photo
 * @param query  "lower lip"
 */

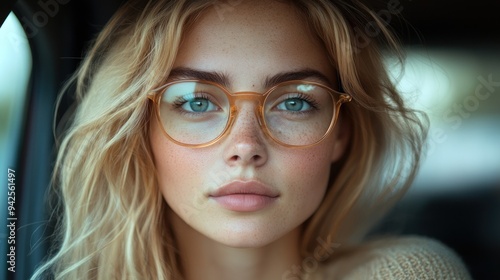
xmin=211 ymin=194 xmax=277 ymax=212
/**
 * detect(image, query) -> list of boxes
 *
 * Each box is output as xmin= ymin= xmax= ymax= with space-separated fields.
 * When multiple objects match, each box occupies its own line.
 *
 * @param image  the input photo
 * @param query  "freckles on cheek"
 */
xmin=281 ymin=150 xmax=332 ymax=200
xmin=298 ymin=147 xmax=332 ymax=176
xmin=153 ymin=146 xmax=199 ymax=191
xmin=151 ymin=144 xmax=197 ymax=216
xmin=150 ymin=120 xmax=194 ymax=185
xmin=150 ymin=123 xmax=214 ymax=210
xmin=150 ymin=123 xmax=185 ymax=199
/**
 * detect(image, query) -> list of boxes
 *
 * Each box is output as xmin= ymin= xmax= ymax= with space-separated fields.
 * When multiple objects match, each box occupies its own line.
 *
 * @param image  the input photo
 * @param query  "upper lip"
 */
xmin=209 ymin=180 xmax=279 ymax=198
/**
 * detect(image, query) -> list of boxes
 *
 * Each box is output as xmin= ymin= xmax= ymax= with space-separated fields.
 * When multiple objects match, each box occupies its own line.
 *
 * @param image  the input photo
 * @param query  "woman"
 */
xmin=32 ymin=0 xmax=471 ymax=279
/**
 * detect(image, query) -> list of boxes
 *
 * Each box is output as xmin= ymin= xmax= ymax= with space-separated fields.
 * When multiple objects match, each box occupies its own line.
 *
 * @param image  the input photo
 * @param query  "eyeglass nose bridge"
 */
xmin=226 ymin=91 xmax=268 ymax=134
xmin=228 ymin=91 xmax=267 ymax=102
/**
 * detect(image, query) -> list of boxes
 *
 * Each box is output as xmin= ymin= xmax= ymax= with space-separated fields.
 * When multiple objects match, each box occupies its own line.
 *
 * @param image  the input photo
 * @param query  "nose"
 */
xmin=222 ymin=102 xmax=268 ymax=168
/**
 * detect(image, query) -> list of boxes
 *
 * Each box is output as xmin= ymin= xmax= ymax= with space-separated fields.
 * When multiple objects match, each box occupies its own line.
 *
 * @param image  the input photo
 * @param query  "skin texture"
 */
xmin=149 ymin=1 xmax=349 ymax=279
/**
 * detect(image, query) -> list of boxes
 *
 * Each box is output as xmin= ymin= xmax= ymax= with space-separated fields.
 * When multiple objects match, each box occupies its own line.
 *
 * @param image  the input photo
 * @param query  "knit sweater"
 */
xmin=315 ymin=236 xmax=472 ymax=279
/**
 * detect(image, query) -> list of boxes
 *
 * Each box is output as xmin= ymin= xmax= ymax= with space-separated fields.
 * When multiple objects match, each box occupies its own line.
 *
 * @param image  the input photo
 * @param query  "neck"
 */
xmin=170 ymin=212 xmax=303 ymax=280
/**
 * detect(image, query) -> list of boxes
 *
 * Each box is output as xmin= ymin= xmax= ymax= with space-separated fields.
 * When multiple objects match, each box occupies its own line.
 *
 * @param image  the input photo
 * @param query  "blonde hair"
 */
xmin=32 ymin=0 xmax=427 ymax=279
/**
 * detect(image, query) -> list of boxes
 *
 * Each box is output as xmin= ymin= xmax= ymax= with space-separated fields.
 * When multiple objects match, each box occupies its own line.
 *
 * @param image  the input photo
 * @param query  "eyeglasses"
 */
xmin=148 ymin=80 xmax=351 ymax=148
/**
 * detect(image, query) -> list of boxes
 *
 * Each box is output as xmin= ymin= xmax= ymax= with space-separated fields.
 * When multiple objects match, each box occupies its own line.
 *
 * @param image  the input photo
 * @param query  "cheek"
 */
xmin=276 ymin=146 xmax=333 ymax=214
xmin=149 ymin=119 xmax=208 ymax=215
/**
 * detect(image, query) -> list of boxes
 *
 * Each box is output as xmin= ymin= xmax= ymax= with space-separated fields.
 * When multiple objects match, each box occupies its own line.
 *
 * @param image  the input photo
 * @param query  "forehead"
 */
xmin=198 ymin=1 xmax=310 ymax=43
xmin=172 ymin=0 xmax=335 ymax=89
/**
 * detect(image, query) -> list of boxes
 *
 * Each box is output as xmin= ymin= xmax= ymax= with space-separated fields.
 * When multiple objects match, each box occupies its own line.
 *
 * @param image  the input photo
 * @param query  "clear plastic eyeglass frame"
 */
xmin=148 ymin=79 xmax=352 ymax=148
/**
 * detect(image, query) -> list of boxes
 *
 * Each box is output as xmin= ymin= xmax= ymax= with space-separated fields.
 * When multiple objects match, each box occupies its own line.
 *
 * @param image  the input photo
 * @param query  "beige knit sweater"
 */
xmin=315 ymin=236 xmax=472 ymax=279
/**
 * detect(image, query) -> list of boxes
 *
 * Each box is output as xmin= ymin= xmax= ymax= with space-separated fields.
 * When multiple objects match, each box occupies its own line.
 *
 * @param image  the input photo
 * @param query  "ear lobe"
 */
xmin=330 ymin=119 xmax=351 ymax=163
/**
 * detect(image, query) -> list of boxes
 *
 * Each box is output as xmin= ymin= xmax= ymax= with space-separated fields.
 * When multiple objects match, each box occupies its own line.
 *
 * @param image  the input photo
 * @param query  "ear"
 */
xmin=330 ymin=117 xmax=351 ymax=163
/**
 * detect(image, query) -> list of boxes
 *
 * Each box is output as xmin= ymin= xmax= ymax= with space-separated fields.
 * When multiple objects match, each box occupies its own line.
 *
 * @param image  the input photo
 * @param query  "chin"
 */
xmin=202 ymin=217 xmax=300 ymax=249
xmin=210 ymin=230 xmax=283 ymax=249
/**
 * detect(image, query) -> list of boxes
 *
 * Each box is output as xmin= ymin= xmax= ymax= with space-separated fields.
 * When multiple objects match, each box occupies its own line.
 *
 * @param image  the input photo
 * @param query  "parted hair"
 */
xmin=32 ymin=0 xmax=427 ymax=279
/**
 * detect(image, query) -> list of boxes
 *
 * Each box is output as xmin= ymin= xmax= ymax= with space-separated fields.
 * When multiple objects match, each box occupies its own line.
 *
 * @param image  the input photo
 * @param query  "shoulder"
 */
xmin=318 ymin=236 xmax=472 ymax=280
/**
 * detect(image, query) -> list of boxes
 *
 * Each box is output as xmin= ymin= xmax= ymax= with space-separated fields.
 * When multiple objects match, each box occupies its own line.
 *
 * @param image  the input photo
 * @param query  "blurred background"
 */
xmin=371 ymin=2 xmax=500 ymax=280
xmin=1 ymin=0 xmax=499 ymax=279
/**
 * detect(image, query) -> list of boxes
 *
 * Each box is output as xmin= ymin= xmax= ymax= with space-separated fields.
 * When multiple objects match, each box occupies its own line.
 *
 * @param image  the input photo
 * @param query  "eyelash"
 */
xmin=171 ymin=93 xmax=217 ymax=113
xmin=281 ymin=93 xmax=320 ymax=111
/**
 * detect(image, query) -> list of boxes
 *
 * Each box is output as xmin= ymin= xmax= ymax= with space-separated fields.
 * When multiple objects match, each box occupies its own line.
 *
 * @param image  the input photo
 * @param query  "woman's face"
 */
xmin=150 ymin=0 xmax=349 ymax=247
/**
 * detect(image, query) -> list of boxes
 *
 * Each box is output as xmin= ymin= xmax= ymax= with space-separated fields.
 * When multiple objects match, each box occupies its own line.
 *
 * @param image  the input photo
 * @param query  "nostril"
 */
xmin=229 ymin=154 xmax=261 ymax=162
xmin=252 ymin=155 xmax=262 ymax=162
xmin=227 ymin=150 xmax=266 ymax=167
xmin=230 ymin=155 xmax=241 ymax=162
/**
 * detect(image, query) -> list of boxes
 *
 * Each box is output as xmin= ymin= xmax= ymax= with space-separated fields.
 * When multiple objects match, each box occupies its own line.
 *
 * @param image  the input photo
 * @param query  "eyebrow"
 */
xmin=168 ymin=67 xmax=231 ymax=87
xmin=264 ymin=69 xmax=333 ymax=88
xmin=167 ymin=67 xmax=334 ymax=89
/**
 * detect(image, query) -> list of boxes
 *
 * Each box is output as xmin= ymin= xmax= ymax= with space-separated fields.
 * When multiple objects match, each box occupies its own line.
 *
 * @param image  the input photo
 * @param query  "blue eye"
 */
xmin=173 ymin=94 xmax=220 ymax=113
xmin=183 ymin=98 xmax=215 ymax=112
xmin=276 ymin=97 xmax=312 ymax=112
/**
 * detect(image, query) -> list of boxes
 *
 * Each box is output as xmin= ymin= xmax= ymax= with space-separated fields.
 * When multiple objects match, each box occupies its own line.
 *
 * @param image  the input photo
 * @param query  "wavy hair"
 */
xmin=32 ymin=0 xmax=427 ymax=279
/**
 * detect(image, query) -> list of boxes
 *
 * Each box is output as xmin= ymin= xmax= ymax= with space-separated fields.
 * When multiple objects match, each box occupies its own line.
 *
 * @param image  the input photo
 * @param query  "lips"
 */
xmin=209 ymin=181 xmax=279 ymax=212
